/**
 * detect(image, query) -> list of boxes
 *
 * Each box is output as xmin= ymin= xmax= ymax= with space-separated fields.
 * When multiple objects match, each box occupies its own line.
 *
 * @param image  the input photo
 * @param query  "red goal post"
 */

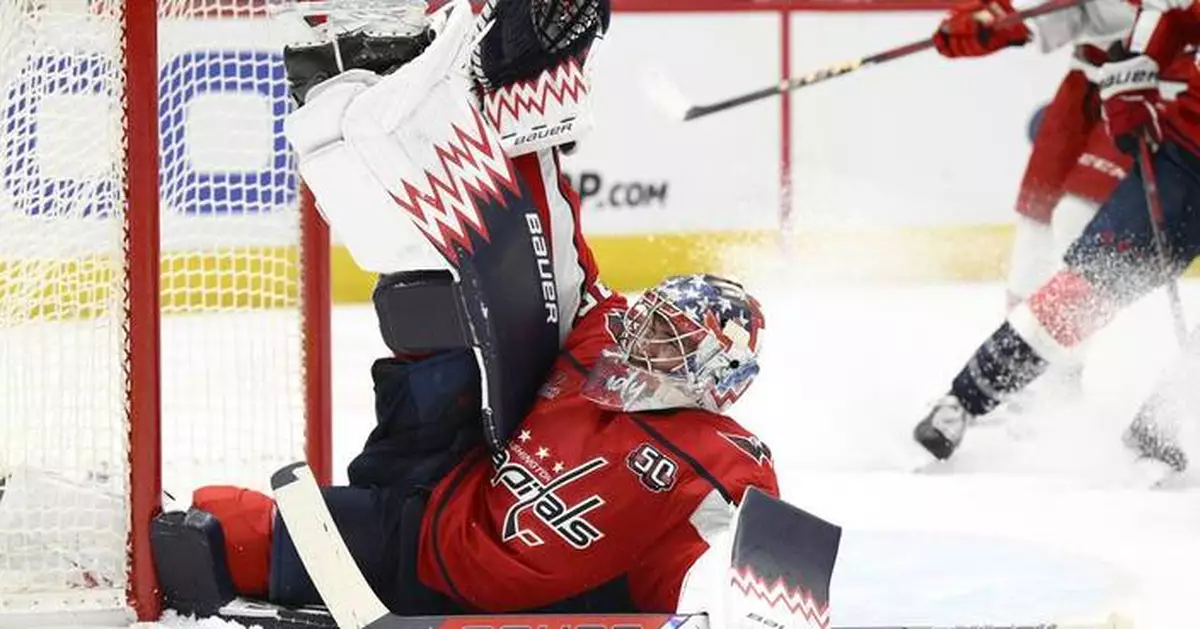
xmin=0 ymin=0 xmax=330 ymax=623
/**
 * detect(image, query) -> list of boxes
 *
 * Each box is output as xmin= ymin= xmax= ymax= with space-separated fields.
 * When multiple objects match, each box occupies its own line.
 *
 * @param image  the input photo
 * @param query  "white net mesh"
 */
xmin=0 ymin=0 xmax=315 ymax=617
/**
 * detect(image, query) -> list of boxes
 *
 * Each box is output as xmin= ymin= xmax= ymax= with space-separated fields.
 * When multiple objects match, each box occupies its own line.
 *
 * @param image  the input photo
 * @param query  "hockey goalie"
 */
xmin=147 ymin=0 xmax=841 ymax=627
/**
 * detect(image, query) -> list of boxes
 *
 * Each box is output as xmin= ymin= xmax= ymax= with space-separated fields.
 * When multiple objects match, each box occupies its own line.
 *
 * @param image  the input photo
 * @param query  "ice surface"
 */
xmin=314 ymin=279 xmax=1200 ymax=628
xmin=31 ymin=280 xmax=1200 ymax=628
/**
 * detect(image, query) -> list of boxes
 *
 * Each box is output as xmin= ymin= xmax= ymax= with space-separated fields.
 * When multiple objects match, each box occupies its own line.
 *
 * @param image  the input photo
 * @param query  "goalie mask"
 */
xmin=583 ymin=275 xmax=765 ymax=414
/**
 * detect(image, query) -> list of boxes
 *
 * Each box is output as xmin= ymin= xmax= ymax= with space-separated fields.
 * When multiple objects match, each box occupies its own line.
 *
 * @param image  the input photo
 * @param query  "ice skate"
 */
xmin=1003 ymin=360 xmax=1085 ymax=417
xmin=913 ymin=394 xmax=973 ymax=461
xmin=1123 ymin=412 xmax=1188 ymax=475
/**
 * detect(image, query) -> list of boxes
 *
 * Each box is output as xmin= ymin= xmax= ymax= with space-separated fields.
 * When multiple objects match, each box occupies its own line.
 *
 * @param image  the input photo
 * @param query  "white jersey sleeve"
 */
xmin=1016 ymin=0 xmax=1135 ymax=52
xmin=675 ymin=527 xmax=732 ymax=616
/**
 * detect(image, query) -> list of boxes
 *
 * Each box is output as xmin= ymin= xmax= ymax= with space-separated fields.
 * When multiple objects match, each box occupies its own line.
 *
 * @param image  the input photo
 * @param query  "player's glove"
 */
xmin=475 ymin=0 xmax=610 ymax=89
xmin=933 ymin=0 xmax=1030 ymax=58
xmin=1099 ymin=55 xmax=1163 ymax=154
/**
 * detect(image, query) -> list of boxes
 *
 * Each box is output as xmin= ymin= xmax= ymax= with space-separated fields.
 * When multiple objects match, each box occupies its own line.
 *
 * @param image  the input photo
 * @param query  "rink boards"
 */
xmin=1 ymin=3 xmax=1101 ymax=302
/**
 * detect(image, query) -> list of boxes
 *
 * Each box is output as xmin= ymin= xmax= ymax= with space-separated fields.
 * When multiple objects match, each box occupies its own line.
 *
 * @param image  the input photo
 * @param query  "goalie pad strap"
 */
xmin=373 ymin=271 xmax=473 ymax=354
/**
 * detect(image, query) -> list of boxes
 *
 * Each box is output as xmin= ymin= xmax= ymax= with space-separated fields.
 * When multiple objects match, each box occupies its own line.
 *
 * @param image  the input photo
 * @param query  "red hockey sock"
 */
xmin=192 ymin=485 xmax=274 ymax=597
xmin=1026 ymin=270 xmax=1115 ymax=348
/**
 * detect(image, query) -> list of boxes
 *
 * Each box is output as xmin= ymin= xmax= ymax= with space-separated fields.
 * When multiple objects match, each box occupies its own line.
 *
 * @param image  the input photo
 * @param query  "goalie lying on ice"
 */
xmin=150 ymin=0 xmax=780 ymax=619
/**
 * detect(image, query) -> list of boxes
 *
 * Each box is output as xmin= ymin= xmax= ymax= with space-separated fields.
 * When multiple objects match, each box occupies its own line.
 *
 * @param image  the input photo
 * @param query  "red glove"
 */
xmin=933 ymin=0 xmax=1031 ymax=58
xmin=1099 ymin=55 xmax=1164 ymax=155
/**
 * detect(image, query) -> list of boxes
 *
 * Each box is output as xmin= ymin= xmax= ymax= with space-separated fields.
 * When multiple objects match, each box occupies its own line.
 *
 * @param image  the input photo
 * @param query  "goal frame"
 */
xmin=121 ymin=2 xmax=333 ymax=621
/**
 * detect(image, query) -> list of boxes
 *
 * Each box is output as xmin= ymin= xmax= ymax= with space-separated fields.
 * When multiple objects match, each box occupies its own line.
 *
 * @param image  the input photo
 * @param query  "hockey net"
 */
xmin=0 ymin=0 xmax=330 ymax=622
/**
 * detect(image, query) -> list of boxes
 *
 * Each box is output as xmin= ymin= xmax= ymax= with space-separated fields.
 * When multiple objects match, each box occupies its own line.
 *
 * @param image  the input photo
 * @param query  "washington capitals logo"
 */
xmin=482 ymin=56 xmax=589 ymax=130
xmin=721 ymin=432 xmax=773 ymax=467
xmin=491 ymin=449 xmax=608 ymax=550
xmin=386 ymin=107 xmax=521 ymax=261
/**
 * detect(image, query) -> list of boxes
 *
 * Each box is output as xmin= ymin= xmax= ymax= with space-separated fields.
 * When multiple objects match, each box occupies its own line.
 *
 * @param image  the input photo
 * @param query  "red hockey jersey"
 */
xmin=1127 ymin=4 xmax=1200 ymax=155
xmin=416 ymin=293 xmax=780 ymax=613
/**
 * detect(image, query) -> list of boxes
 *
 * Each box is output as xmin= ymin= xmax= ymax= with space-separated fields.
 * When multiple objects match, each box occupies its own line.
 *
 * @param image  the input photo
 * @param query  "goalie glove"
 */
xmin=1099 ymin=55 xmax=1163 ymax=155
xmin=472 ymin=0 xmax=609 ymax=156
xmin=472 ymin=0 xmax=610 ymax=90
xmin=933 ymin=0 xmax=1031 ymax=58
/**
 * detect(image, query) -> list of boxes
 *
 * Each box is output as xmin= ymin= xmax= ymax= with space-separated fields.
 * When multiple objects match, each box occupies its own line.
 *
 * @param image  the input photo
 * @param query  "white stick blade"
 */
xmin=271 ymin=462 xmax=391 ymax=629
xmin=639 ymin=66 xmax=692 ymax=122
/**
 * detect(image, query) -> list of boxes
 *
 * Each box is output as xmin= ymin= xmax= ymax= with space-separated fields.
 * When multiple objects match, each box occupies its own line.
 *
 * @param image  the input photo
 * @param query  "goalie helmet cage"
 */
xmin=0 ymin=0 xmax=331 ymax=624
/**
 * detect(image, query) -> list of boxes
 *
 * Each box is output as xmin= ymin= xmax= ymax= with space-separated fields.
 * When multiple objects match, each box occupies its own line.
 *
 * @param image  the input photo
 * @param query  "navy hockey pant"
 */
xmin=268 ymin=350 xmax=481 ymax=614
xmin=948 ymin=140 xmax=1200 ymax=417
xmin=1064 ymin=140 xmax=1200 ymax=301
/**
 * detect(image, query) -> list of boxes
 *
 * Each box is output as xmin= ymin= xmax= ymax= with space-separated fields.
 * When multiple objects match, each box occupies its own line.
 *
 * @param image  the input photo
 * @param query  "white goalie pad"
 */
xmin=339 ymin=0 xmax=519 ymax=262
xmin=283 ymin=0 xmax=485 ymax=273
xmin=479 ymin=36 xmax=604 ymax=156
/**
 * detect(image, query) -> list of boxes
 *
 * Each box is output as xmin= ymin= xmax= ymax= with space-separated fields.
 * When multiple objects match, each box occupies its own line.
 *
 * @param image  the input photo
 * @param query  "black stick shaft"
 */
xmin=682 ymin=0 xmax=1089 ymax=122
xmin=1138 ymin=135 xmax=1188 ymax=346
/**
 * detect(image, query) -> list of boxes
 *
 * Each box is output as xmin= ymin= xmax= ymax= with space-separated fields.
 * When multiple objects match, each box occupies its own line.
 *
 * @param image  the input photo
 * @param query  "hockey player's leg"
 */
xmin=914 ymin=319 xmax=1054 ymax=460
xmin=152 ymin=484 xmax=457 ymax=616
xmin=348 ymin=347 xmax=483 ymax=489
xmin=1124 ymin=397 xmax=1189 ymax=473
xmin=1004 ymin=196 xmax=1102 ymax=411
xmin=150 ymin=486 xmax=270 ymax=615
xmin=915 ymin=143 xmax=1193 ymax=461
xmin=1114 ymin=142 xmax=1200 ymax=473
xmin=1005 ymin=85 xmax=1120 ymax=407
xmin=269 ymin=485 xmax=458 ymax=614
xmin=154 ymin=337 xmax=484 ymax=615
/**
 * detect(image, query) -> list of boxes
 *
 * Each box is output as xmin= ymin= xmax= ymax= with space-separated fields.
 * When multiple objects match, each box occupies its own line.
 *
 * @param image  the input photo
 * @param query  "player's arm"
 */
xmin=933 ymin=0 xmax=1134 ymax=58
xmin=932 ymin=0 xmax=1032 ymax=58
xmin=1127 ymin=0 xmax=1197 ymax=62
xmin=633 ymin=438 xmax=781 ymax=613
xmin=1024 ymin=0 xmax=1135 ymax=52
xmin=1097 ymin=0 xmax=1197 ymax=153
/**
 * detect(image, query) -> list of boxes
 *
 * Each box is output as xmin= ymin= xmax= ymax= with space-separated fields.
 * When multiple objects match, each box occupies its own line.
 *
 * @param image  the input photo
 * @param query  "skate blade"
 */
xmin=911 ymin=457 xmax=960 ymax=475
xmin=1131 ymin=458 xmax=1194 ymax=490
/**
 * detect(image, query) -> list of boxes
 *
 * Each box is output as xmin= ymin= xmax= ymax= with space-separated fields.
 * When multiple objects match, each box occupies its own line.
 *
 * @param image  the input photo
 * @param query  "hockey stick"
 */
xmin=838 ymin=621 xmax=1130 ymax=629
xmin=658 ymin=0 xmax=1089 ymax=122
xmin=1112 ymin=137 xmax=1192 ymax=481
xmin=271 ymin=462 xmax=1127 ymax=629
xmin=270 ymin=461 xmax=712 ymax=629
xmin=1137 ymin=135 xmax=1188 ymax=345
xmin=271 ymin=462 xmax=392 ymax=629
